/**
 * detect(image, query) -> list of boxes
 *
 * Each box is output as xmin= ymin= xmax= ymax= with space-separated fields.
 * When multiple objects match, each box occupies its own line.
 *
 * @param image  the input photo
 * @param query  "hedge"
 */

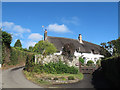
xmin=10 ymin=47 xmax=28 ymax=65
xmin=2 ymin=46 xmax=35 ymax=66
xmin=101 ymin=55 xmax=120 ymax=88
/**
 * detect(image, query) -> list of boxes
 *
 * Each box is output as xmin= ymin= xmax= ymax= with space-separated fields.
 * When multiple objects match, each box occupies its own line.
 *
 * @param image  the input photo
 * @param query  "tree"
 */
xmin=62 ymin=43 xmax=75 ymax=59
xmin=2 ymin=30 xmax=12 ymax=64
xmin=33 ymin=40 xmax=57 ymax=55
xmin=100 ymin=37 xmax=120 ymax=57
xmin=14 ymin=39 xmax=22 ymax=48
xmin=100 ymin=42 xmax=106 ymax=48
xmin=100 ymin=46 xmax=111 ymax=58
xmin=2 ymin=31 xmax=12 ymax=46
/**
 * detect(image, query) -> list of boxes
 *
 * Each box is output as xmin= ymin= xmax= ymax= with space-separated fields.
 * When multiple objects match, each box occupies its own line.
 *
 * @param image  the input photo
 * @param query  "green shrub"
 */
xmin=79 ymin=57 xmax=84 ymax=65
xmin=68 ymin=76 xmax=75 ymax=80
xmin=32 ymin=60 xmax=78 ymax=74
xmin=86 ymin=60 xmax=94 ymax=66
xmin=24 ymin=54 xmax=35 ymax=72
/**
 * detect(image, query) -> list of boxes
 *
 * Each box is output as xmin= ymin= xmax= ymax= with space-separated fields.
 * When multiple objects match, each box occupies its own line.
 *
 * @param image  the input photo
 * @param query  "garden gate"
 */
xmin=79 ymin=62 xmax=98 ymax=74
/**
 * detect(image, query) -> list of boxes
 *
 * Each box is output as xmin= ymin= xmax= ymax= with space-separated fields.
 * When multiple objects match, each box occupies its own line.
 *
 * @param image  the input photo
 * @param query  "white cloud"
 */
xmin=47 ymin=23 xmax=70 ymax=33
xmin=26 ymin=41 xmax=37 ymax=49
xmin=2 ymin=21 xmax=31 ymax=39
xmin=61 ymin=16 xmax=79 ymax=25
xmin=13 ymin=25 xmax=31 ymax=33
xmin=2 ymin=22 xmax=14 ymax=29
xmin=2 ymin=22 xmax=31 ymax=33
xmin=28 ymin=33 xmax=43 ymax=41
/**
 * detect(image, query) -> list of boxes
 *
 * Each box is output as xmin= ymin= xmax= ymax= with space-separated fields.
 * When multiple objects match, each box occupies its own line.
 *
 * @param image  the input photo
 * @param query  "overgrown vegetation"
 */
xmin=1 ymin=30 xmax=35 ymax=66
xmin=25 ymin=60 xmax=78 ymax=74
xmin=2 ymin=30 xmax=12 ymax=64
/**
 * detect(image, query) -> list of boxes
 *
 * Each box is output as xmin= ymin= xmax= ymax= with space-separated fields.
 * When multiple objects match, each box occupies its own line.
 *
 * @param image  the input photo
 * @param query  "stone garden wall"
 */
xmin=35 ymin=55 xmax=79 ymax=68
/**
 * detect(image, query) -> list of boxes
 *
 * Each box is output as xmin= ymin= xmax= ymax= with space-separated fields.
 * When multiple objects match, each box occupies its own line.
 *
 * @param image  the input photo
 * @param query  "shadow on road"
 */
xmin=91 ymin=67 xmax=111 ymax=89
xmin=10 ymin=66 xmax=25 ymax=71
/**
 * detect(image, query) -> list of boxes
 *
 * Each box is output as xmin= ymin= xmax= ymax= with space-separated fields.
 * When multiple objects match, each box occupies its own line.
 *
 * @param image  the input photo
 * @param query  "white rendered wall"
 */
xmin=74 ymin=51 xmax=104 ymax=64
xmin=53 ymin=50 xmax=104 ymax=64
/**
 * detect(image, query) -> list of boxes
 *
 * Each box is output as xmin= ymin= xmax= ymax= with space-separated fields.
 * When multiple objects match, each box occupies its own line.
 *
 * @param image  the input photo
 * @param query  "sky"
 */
xmin=2 ymin=2 xmax=118 ymax=48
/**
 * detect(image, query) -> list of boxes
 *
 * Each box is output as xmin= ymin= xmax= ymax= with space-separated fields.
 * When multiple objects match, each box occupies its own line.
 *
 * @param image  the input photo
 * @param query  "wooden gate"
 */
xmin=79 ymin=62 xmax=98 ymax=74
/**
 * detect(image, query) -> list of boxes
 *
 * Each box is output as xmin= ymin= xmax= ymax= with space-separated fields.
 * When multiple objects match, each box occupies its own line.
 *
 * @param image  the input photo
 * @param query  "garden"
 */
xmin=23 ymin=55 xmax=83 ymax=87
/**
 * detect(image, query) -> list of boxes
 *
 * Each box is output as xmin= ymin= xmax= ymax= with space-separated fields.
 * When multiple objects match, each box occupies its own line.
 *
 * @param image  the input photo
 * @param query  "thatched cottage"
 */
xmin=44 ymin=29 xmax=104 ymax=64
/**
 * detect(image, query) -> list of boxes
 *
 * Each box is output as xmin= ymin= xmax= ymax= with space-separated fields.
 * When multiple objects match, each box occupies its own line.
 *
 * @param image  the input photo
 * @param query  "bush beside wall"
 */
xmin=24 ymin=53 xmax=35 ymax=72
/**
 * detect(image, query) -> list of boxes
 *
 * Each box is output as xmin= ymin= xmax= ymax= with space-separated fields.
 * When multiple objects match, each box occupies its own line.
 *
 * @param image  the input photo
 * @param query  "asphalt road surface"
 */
xmin=2 ymin=66 xmax=110 ymax=89
xmin=52 ymin=74 xmax=95 ymax=88
xmin=2 ymin=66 xmax=42 ymax=88
xmin=2 ymin=66 xmax=95 ymax=88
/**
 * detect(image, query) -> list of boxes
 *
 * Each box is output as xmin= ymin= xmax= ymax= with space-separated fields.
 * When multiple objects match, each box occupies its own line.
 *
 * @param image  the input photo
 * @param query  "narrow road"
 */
xmin=2 ymin=66 xmax=110 ymax=89
xmin=2 ymin=66 xmax=42 ymax=88
xmin=52 ymin=74 xmax=95 ymax=88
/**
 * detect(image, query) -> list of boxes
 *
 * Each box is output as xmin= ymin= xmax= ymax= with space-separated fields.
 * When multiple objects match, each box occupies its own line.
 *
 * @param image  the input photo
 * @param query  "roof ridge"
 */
xmin=48 ymin=36 xmax=79 ymax=41
xmin=83 ymin=40 xmax=100 ymax=47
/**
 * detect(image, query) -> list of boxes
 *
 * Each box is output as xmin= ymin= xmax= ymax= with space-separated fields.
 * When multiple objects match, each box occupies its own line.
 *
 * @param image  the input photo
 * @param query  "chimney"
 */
xmin=44 ymin=29 xmax=47 ymax=41
xmin=78 ymin=34 xmax=83 ymax=43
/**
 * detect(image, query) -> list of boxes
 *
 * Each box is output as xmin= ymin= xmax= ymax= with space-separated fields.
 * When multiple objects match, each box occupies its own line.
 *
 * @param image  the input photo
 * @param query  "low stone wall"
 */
xmin=35 ymin=54 xmax=79 ymax=68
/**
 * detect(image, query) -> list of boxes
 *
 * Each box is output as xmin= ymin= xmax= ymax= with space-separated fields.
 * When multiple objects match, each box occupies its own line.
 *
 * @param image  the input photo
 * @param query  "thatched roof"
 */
xmin=47 ymin=36 xmax=101 ymax=54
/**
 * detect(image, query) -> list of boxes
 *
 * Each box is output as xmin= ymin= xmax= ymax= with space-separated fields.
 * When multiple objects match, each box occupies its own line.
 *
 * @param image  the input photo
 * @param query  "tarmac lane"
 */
xmin=2 ymin=66 xmax=42 ymax=88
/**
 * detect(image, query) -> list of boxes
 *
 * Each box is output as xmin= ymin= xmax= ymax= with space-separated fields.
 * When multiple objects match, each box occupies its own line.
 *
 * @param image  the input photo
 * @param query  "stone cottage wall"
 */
xmin=35 ymin=54 xmax=79 ymax=68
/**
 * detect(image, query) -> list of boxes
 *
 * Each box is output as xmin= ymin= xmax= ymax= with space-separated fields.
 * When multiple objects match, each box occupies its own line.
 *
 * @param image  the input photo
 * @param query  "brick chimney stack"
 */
xmin=44 ymin=29 xmax=47 ymax=41
xmin=78 ymin=34 xmax=83 ymax=43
